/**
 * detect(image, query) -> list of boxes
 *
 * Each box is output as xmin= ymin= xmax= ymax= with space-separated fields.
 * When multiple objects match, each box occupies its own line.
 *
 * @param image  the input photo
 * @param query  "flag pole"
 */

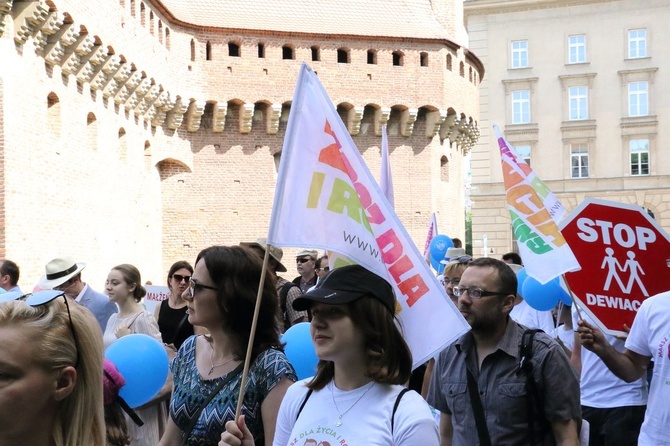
xmin=561 ymin=273 xmax=584 ymax=320
xmin=234 ymin=244 xmax=271 ymax=419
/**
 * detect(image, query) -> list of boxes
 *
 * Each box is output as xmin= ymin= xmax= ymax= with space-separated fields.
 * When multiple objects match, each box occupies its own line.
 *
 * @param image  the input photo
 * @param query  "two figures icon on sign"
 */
xmin=602 ymin=248 xmax=649 ymax=296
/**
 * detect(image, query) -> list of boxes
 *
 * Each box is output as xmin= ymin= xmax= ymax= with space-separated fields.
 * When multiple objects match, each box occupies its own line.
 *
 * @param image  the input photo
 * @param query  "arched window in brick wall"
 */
xmin=367 ymin=49 xmax=377 ymax=65
xmin=420 ymin=52 xmax=429 ymax=67
xmin=149 ymin=11 xmax=154 ymax=34
xmin=337 ymin=48 xmax=350 ymax=63
xmin=165 ymin=28 xmax=170 ymax=50
xmin=47 ymin=92 xmax=61 ymax=140
xmin=118 ymin=128 xmax=127 ymax=161
xmin=459 ymin=61 xmax=464 ymax=77
xmin=87 ymin=112 xmax=97 ymax=151
xmin=446 ymin=53 xmax=452 ymax=71
xmin=130 ymin=0 xmax=135 ymax=17
xmin=228 ymin=42 xmax=240 ymax=57
xmin=206 ymin=41 xmax=212 ymax=60
xmin=392 ymin=50 xmax=403 ymax=66
xmin=440 ymin=155 xmax=449 ymax=182
xmin=258 ymin=42 xmax=265 ymax=58
xmin=158 ymin=20 xmax=163 ymax=43
xmin=311 ymin=46 xmax=320 ymax=62
xmin=140 ymin=3 xmax=145 ymax=26
xmin=190 ymin=39 xmax=195 ymax=61
xmin=282 ymin=45 xmax=294 ymax=60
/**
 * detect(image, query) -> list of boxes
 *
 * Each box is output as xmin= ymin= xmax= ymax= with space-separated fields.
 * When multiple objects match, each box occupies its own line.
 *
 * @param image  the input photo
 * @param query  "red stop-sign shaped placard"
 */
xmin=560 ymin=198 xmax=670 ymax=336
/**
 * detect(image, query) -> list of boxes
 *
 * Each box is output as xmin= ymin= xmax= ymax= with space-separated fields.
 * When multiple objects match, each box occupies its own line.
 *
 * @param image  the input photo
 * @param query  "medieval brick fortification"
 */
xmin=0 ymin=0 xmax=481 ymax=288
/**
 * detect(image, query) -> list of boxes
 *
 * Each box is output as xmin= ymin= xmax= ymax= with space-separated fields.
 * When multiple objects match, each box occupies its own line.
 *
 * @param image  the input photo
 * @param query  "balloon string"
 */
xmin=234 ymin=244 xmax=270 ymax=420
xmin=561 ymin=273 xmax=584 ymax=320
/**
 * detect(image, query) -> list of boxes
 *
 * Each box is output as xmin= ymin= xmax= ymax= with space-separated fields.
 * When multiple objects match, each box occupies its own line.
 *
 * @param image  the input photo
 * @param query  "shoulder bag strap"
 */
xmin=181 ymin=362 xmax=245 ymax=445
xmin=466 ymin=369 xmax=492 ymax=446
xmin=391 ymin=388 xmax=410 ymax=433
xmin=169 ymin=312 xmax=190 ymax=346
xmin=296 ymin=388 xmax=313 ymax=421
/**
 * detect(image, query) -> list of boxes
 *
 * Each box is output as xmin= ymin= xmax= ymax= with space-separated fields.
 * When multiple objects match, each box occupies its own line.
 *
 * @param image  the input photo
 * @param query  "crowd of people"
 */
xmin=0 ymin=238 xmax=667 ymax=446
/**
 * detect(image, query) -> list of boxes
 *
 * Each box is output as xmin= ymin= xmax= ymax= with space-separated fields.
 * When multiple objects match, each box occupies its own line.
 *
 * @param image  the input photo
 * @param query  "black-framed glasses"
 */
xmin=453 ymin=286 xmax=511 ymax=299
xmin=172 ymin=274 xmax=191 ymax=283
xmin=296 ymin=257 xmax=312 ymax=264
xmin=24 ymin=290 xmax=80 ymax=368
xmin=188 ymin=279 xmax=217 ymax=297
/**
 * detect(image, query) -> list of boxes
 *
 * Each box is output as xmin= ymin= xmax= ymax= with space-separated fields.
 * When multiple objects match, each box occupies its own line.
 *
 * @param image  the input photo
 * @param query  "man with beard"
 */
xmin=427 ymin=257 xmax=580 ymax=445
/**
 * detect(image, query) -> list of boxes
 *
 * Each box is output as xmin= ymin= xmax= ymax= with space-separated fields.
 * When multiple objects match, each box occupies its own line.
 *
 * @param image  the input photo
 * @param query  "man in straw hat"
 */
xmin=38 ymin=256 xmax=117 ymax=331
xmin=240 ymin=238 xmax=308 ymax=331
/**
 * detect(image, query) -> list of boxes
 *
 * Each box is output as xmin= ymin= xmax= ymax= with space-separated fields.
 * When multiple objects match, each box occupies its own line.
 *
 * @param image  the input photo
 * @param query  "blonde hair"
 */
xmin=0 ymin=299 xmax=106 ymax=446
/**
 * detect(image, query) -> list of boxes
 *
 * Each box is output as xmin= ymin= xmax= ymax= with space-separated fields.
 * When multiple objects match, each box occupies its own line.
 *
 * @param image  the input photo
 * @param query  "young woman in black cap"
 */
xmin=219 ymin=264 xmax=439 ymax=446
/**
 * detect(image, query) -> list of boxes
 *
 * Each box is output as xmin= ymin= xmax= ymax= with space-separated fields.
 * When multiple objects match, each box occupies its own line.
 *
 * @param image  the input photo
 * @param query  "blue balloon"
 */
xmin=516 ymin=268 xmax=528 ymax=296
xmin=105 ymin=334 xmax=169 ymax=408
xmin=429 ymin=235 xmax=454 ymax=263
xmin=430 ymin=254 xmax=446 ymax=274
xmin=281 ymin=322 xmax=318 ymax=380
xmin=521 ymin=276 xmax=561 ymax=311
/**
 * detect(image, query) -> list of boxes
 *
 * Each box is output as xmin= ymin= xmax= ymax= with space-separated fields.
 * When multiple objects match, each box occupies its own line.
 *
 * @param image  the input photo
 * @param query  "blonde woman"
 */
xmin=103 ymin=264 xmax=164 ymax=446
xmin=0 ymin=290 xmax=105 ymax=445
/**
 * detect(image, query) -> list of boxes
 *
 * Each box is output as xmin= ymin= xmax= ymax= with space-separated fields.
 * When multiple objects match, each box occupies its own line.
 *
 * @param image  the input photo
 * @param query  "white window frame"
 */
xmin=568 ymin=35 xmax=586 ymax=64
xmin=628 ymin=81 xmax=649 ymax=117
xmin=511 ymin=40 xmax=529 ymax=69
xmin=568 ymin=86 xmax=588 ymax=120
xmin=628 ymin=29 xmax=647 ymax=59
xmin=570 ymin=143 xmax=589 ymax=178
xmin=629 ymin=139 xmax=649 ymax=176
xmin=512 ymin=90 xmax=531 ymax=124
xmin=514 ymin=144 xmax=532 ymax=166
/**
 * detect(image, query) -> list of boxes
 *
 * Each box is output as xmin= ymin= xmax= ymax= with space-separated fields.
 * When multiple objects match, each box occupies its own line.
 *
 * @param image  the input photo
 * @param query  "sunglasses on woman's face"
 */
xmin=24 ymin=290 xmax=80 ymax=368
xmin=172 ymin=274 xmax=191 ymax=283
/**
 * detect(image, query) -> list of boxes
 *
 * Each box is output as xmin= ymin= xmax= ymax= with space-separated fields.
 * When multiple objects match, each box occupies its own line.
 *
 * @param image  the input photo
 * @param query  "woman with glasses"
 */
xmin=159 ymin=245 xmax=296 ymax=446
xmin=103 ymin=264 xmax=164 ymax=446
xmin=155 ymin=260 xmax=205 ymax=353
xmin=0 ymin=292 xmax=106 ymax=446
xmin=440 ymin=255 xmax=473 ymax=305
xmin=219 ymin=265 xmax=439 ymax=446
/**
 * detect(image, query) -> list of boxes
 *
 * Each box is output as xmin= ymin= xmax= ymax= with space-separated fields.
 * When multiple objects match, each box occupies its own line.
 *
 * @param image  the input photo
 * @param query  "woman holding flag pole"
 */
xmin=219 ymin=264 xmax=439 ymax=446
xmin=158 ymin=246 xmax=296 ymax=446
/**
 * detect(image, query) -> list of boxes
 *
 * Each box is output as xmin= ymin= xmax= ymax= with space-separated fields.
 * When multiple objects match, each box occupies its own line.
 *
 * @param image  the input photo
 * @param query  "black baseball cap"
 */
xmin=292 ymin=264 xmax=396 ymax=314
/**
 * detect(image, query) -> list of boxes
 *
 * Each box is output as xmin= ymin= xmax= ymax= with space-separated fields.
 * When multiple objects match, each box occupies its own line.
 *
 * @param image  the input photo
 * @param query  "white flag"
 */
xmin=379 ymin=125 xmax=394 ymax=208
xmin=268 ymin=64 xmax=469 ymax=367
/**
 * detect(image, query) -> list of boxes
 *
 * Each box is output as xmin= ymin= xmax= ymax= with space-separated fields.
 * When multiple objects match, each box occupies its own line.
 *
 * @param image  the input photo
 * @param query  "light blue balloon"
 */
xmin=281 ymin=322 xmax=318 ymax=380
xmin=516 ymin=268 xmax=528 ymax=296
xmin=521 ymin=276 xmax=561 ymax=311
xmin=429 ymin=235 xmax=454 ymax=263
xmin=105 ymin=334 xmax=169 ymax=408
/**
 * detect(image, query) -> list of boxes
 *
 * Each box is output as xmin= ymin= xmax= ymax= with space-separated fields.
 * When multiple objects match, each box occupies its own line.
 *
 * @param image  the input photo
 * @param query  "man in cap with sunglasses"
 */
xmin=38 ymin=257 xmax=117 ymax=332
xmin=240 ymin=239 xmax=308 ymax=331
xmin=427 ymin=257 xmax=581 ymax=445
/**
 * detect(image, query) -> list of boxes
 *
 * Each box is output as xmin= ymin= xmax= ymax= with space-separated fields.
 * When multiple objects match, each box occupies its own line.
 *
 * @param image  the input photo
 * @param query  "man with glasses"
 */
xmin=292 ymin=249 xmax=318 ymax=293
xmin=38 ymin=257 xmax=117 ymax=332
xmin=427 ymin=257 xmax=580 ymax=446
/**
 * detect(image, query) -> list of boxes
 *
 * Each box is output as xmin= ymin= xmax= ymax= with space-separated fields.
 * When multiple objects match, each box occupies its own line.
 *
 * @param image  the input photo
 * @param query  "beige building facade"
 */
xmin=465 ymin=0 xmax=670 ymax=258
xmin=0 ymin=0 xmax=481 ymax=289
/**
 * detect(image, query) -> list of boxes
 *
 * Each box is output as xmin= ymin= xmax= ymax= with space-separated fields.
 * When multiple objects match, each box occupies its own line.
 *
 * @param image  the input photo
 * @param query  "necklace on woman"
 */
xmin=208 ymin=344 xmax=235 ymax=375
xmin=330 ymin=381 xmax=376 ymax=427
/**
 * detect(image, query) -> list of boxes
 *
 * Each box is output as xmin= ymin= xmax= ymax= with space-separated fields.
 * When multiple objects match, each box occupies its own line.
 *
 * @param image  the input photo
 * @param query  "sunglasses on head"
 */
xmin=296 ymin=257 xmax=312 ymax=263
xmin=24 ymin=290 xmax=80 ymax=368
xmin=450 ymin=255 xmax=473 ymax=264
xmin=172 ymin=274 xmax=191 ymax=283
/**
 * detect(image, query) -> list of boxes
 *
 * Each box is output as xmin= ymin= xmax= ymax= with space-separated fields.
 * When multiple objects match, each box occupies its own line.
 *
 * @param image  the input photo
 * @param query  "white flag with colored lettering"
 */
xmin=268 ymin=64 xmax=468 ymax=367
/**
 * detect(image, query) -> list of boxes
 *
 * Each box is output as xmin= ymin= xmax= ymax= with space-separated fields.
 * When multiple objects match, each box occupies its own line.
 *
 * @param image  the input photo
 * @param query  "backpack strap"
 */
xmin=517 ymin=329 xmax=545 ymax=446
xmin=391 ymin=388 xmax=410 ymax=434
